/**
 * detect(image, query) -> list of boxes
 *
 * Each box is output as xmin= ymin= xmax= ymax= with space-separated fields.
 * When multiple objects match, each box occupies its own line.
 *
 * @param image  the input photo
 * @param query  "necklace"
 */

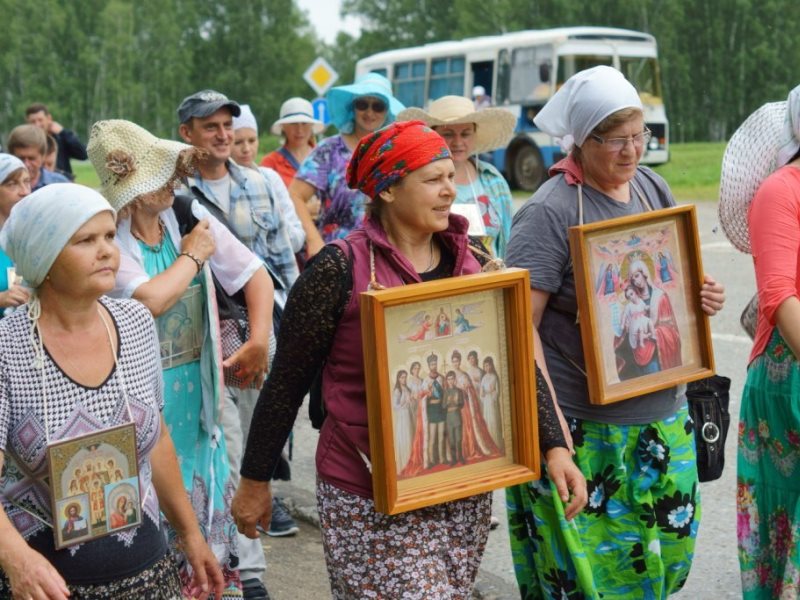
xmin=131 ymin=219 xmax=165 ymax=252
xmin=421 ymin=237 xmax=436 ymax=273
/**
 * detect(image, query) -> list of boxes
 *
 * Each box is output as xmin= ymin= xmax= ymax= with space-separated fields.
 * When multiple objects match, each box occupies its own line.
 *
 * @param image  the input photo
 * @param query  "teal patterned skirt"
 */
xmin=506 ymin=404 xmax=699 ymax=599
xmin=738 ymin=328 xmax=800 ymax=598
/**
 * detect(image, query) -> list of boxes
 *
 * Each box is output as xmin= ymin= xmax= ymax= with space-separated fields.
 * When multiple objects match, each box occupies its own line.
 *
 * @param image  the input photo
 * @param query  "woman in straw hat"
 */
xmin=0 ymin=153 xmax=31 ymax=311
xmin=504 ymin=66 xmax=726 ymax=599
xmin=398 ymin=95 xmax=516 ymax=257
xmin=0 ymin=184 xmax=224 ymax=600
xmin=288 ymin=72 xmax=405 ymax=257
xmin=87 ymin=119 xmax=274 ymax=600
xmin=232 ymin=120 xmax=584 ymax=598
xmin=260 ymin=97 xmax=325 ymax=189
xmin=721 ymin=84 xmax=800 ymax=598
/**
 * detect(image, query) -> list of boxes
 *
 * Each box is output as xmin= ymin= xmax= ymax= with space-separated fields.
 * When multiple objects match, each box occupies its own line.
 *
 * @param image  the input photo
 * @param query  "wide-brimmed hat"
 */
xmin=270 ymin=98 xmax=325 ymax=136
xmin=327 ymin=73 xmax=405 ymax=134
xmin=88 ymin=119 xmax=201 ymax=212
xmin=397 ymin=95 xmax=516 ymax=154
xmin=718 ymin=100 xmax=794 ymax=254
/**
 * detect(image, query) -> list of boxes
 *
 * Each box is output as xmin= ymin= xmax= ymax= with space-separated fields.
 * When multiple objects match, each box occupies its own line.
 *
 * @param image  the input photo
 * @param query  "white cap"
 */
xmin=233 ymin=104 xmax=258 ymax=133
xmin=472 ymin=85 xmax=486 ymax=98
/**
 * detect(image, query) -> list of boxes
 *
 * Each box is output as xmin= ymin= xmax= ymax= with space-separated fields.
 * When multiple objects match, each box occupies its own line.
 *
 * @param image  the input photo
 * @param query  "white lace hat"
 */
xmin=88 ymin=119 xmax=201 ymax=212
xmin=719 ymin=102 xmax=789 ymax=253
xmin=397 ymin=95 xmax=516 ymax=154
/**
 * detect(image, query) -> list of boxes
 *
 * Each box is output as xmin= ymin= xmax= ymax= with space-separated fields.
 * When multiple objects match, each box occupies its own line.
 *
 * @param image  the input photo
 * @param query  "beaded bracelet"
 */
xmin=179 ymin=251 xmax=204 ymax=274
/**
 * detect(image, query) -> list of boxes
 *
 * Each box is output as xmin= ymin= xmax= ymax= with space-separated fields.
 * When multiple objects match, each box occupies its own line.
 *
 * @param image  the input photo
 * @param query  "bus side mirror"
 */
xmin=539 ymin=62 xmax=551 ymax=83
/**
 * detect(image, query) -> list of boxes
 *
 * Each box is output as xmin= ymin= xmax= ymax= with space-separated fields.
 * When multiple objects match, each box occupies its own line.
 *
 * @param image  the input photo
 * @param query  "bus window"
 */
xmin=619 ymin=57 xmax=662 ymax=102
xmin=430 ymin=56 xmax=465 ymax=100
xmin=370 ymin=68 xmax=388 ymax=78
xmin=496 ymin=49 xmax=511 ymax=105
xmin=557 ymin=55 xmax=613 ymax=84
xmin=394 ymin=60 xmax=426 ymax=108
xmin=510 ymin=46 xmax=553 ymax=104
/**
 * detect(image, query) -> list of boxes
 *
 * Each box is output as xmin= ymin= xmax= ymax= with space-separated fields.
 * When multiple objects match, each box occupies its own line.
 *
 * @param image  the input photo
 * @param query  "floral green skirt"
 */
xmin=506 ymin=404 xmax=699 ymax=599
xmin=738 ymin=328 xmax=800 ymax=598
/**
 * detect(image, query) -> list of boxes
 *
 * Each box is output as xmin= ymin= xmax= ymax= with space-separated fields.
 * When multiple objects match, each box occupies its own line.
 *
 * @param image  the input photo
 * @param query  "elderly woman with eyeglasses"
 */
xmin=288 ymin=73 xmax=404 ymax=257
xmin=503 ymin=66 xmax=726 ymax=599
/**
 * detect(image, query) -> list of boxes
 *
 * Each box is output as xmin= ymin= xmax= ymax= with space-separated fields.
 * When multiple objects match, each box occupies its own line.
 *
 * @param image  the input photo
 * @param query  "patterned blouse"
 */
xmin=295 ymin=135 xmax=369 ymax=242
xmin=0 ymin=298 xmax=167 ymax=584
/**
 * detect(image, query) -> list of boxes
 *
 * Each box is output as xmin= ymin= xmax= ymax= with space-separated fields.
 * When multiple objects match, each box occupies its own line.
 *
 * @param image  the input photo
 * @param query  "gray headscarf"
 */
xmin=0 ymin=183 xmax=114 ymax=288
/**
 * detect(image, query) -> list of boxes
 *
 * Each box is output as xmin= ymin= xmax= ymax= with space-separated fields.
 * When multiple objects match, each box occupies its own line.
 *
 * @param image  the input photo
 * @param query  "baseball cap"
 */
xmin=177 ymin=89 xmax=241 ymax=124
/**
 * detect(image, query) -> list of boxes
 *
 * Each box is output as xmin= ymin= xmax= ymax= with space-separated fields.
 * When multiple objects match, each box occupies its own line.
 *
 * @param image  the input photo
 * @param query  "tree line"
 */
xmin=1 ymin=0 xmax=797 ymax=144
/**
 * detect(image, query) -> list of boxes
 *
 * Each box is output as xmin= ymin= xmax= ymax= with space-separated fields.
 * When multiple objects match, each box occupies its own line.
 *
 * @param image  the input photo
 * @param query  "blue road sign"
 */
xmin=312 ymin=98 xmax=330 ymax=125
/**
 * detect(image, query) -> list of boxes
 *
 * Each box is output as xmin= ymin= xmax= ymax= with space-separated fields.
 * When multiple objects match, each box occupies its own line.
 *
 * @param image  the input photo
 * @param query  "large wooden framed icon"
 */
xmin=360 ymin=268 xmax=540 ymax=515
xmin=568 ymin=205 xmax=715 ymax=405
xmin=47 ymin=423 xmax=141 ymax=549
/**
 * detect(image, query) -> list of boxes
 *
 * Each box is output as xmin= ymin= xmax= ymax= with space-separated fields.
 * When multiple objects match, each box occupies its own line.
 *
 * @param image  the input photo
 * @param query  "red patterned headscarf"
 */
xmin=346 ymin=120 xmax=452 ymax=199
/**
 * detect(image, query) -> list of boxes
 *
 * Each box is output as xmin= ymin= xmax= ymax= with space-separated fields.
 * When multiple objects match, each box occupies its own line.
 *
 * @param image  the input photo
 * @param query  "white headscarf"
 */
xmin=233 ymin=104 xmax=258 ymax=134
xmin=0 ymin=153 xmax=25 ymax=184
xmin=0 ymin=183 xmax=114 ymax=287
xmin=777 ymin=85 xmax=800 ymax=167
xmin=534 ymin=65 xmax=643 ymax=151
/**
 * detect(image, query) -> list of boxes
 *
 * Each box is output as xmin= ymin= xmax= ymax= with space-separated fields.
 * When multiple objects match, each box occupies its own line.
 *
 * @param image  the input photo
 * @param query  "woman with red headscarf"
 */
xmin=231 ymin=121 xmax=584 ymax=598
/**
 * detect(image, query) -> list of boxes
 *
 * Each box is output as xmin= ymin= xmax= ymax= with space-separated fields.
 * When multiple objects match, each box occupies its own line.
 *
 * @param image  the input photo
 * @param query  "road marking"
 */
xmin=701 ymin=241 xmax=736 ymax=251
xmin=712 ymin=332 xmax=752 ymax=345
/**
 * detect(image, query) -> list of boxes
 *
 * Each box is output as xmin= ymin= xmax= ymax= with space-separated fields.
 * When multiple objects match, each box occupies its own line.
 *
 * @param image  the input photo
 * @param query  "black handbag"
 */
xmin=687 ymin=375 xmax=731 ymax=482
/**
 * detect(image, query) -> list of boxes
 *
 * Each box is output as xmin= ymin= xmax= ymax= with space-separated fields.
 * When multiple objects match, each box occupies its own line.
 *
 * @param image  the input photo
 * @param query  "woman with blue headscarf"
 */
xmin=288 ymin=73 xmax=405 ymax=256
xmin=0 ymin=184 xmax=223 ymax=599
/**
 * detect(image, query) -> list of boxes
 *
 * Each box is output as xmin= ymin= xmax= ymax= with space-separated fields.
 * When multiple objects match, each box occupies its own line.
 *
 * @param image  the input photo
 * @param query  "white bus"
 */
xmin=355 ymin=27 xmax=669 ymax=190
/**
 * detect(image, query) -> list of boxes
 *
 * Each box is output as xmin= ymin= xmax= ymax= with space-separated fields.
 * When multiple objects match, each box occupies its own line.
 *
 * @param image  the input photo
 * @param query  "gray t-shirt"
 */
xmin=507 ymin=166 xmax=685 ymax=424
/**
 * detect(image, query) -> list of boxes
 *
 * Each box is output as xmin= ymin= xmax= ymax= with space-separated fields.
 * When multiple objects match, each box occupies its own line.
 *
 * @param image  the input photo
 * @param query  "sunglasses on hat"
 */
xmin=354 ymin=98 xmax=387 ymax=113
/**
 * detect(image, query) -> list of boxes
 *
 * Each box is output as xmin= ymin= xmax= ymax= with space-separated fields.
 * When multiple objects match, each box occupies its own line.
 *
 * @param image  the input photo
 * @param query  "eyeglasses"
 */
xmin=589 ymin=128 xmax=652 ymax=152
xmin=354 ymin=98 xmax=387 ymax=113
xmin=1 ymin=178 xmax=32 ymax=191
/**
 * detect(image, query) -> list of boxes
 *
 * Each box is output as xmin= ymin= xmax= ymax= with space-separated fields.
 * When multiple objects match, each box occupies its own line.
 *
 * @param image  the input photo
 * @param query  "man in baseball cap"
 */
xmin=177 ymin=89 xmax=241 ymax=123
xmin=177 ymin=89 xmax=300 ymax=600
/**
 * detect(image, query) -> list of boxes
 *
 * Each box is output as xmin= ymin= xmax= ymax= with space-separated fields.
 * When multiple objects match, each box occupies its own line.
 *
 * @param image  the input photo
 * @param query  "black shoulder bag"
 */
xmin=686 ymin=375 xmax=731 ymax=482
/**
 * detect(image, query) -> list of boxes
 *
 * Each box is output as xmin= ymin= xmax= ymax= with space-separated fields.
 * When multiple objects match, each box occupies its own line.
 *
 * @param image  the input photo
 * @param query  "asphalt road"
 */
xmin=263 ymin=199 xmax=752 ymax=599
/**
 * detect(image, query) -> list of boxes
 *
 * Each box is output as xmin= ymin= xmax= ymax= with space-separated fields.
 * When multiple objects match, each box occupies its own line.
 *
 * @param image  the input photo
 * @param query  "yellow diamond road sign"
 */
xmin=303 ymin=57 xmax=339 ymax=97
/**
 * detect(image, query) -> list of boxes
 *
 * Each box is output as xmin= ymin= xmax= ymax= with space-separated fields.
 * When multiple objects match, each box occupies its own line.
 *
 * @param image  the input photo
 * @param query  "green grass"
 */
xmin=652 ymin=142 xmax=725 ymax=202
xmin=75 ymin=140 xmax=726 ymax=203
xmin=73 ymin=161 xmax=100 ymax=189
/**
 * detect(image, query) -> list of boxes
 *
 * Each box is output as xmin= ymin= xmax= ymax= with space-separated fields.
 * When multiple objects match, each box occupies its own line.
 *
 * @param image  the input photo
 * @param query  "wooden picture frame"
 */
xmin=361 ymin=268 xmax=540 ymax=515
xmin=47 ymin=423 xmax=141 ymax=549
xmin=569 ymin=205 xmax=715 ymax=405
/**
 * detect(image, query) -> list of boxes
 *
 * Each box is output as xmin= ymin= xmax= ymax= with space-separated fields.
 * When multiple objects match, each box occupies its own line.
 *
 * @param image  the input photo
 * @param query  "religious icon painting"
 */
xmin=361 ymin=268 xmax=540 ymax=514
xmin=569 ymin=205 xmax=715 ymax=405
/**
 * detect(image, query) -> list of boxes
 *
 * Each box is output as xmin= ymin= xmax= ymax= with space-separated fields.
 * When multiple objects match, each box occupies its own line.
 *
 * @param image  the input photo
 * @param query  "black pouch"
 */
xmin=687 ymin=375 xmax=731 ymax=482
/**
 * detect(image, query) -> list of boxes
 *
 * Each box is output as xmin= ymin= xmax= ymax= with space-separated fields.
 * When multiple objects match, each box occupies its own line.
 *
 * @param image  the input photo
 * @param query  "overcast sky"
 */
xmin=296 ymin=0 xmax=362 ymax=43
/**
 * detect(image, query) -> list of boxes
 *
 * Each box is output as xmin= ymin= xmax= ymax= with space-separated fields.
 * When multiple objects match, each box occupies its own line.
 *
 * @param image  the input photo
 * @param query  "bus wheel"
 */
xmin=512 ymin=143 xmax=545 ymax=192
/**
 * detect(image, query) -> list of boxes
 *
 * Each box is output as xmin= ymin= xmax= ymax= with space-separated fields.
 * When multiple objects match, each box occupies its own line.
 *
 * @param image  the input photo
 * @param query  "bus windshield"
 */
xmin=619 ymin=56 xmax=662 ymax=102
xmin=556 ymin=54 xmax=613 ymax=83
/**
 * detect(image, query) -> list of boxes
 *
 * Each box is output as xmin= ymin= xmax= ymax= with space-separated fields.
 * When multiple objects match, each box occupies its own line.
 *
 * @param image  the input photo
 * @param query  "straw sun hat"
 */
xmin=88 ymin=119 xmax=202 ymax=212
xmin=397 ymin=96 xmax=516 ymax=155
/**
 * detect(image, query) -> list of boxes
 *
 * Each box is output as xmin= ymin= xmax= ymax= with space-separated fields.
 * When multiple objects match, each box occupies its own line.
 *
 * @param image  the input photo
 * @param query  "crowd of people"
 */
xmin=1 ymin=63 xmax=799 ymax=600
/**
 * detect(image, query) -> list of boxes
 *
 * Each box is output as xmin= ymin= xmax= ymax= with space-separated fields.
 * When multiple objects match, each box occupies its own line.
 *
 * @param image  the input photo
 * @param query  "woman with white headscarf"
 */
xmin=0 ymin=184 xmax=223 ymax=599
xmin=721 ymin=84 xmax=800 ymax=599
xmin=504 ymin=66 xmax=726 ymax=599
